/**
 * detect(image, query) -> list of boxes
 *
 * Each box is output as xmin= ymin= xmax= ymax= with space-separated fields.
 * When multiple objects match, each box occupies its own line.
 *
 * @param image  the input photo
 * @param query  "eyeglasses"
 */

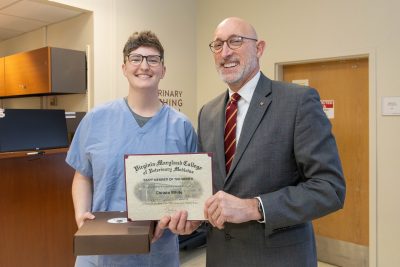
xmin=127 ymin=53 xmax=163 ymax=66
xmin=209 ymin=35 xmax=258 ymax=53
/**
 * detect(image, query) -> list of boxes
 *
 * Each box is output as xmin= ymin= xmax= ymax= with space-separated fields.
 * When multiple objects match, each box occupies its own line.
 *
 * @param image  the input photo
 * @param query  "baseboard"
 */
xmin=316 ymin=235 xmax=369 ymax=267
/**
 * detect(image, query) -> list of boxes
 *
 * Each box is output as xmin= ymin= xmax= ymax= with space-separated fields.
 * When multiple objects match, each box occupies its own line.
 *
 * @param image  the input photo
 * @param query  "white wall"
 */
xmin=53 ymin=0 xmax=197 ymax=120
xmin=197 ymin=0 xmax=400 ymax=266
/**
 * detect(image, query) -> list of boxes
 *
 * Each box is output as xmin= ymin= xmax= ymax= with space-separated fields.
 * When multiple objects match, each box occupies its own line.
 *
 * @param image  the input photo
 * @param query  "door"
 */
xmin=0 ymin=150 xmax=76 ymax=267
xmin=282 ymin=58 xmax=369 ymax=266
xmin=0 ymin=57 xmax=4 ymax=96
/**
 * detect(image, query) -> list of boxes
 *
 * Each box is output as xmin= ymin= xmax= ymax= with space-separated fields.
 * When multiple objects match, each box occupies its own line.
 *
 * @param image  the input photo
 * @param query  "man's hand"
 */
xmin=204 ymin=190 xmax=260 ymax=229
xmin=152 ymin=211 xmax=202 ymax=243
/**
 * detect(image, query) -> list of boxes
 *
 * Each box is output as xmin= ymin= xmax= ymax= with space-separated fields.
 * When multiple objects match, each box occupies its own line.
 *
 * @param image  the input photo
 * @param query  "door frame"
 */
xmin=274 ymin=49 xmax=377 ymax=267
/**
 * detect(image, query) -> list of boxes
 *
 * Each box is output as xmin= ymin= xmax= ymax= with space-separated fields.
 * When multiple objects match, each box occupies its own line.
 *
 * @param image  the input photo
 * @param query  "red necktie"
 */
xmin=224 ymin=93 xmax=241 ymax=173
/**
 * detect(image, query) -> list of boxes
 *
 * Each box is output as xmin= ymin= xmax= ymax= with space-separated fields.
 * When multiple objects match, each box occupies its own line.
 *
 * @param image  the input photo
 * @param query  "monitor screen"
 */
xmin=0 ymin=109 xmax=69 ymax=152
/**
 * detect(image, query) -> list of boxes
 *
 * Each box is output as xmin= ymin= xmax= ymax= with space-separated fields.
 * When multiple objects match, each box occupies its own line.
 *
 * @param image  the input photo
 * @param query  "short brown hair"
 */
xmin=123 ymin=31 xmax=164 ymax=63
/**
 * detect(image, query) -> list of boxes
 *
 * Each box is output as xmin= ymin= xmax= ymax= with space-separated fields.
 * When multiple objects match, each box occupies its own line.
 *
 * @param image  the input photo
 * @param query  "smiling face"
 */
xmin=122 ymin=46 xmax=166 ymax=91
xmin=212 ymin=17 xmax=265 ymax=91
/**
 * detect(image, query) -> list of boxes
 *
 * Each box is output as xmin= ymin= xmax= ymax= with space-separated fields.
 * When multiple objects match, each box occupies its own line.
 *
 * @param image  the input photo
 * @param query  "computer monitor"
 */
xmin=0 ymin=109 xmax=69 ymax=153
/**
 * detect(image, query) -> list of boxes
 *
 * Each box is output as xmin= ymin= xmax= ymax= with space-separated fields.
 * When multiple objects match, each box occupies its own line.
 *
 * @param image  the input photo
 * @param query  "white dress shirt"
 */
xmin=227 ymin=71 xmax=261 ymax=146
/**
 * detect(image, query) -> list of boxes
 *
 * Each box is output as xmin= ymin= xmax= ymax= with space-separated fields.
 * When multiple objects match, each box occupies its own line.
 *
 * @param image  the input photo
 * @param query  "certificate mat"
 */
xmin=124 ymin=153 xmax=212 ymax=220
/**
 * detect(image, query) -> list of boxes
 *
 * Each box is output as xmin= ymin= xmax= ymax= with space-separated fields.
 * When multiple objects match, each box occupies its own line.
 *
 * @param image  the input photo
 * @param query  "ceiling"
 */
xmin=0 ymin=0 xmax=85 ymax=42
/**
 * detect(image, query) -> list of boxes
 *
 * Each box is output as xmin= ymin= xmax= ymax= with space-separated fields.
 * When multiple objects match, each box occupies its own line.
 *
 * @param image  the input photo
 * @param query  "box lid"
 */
xmin=74 ymin=211 xmax=154 ymax=255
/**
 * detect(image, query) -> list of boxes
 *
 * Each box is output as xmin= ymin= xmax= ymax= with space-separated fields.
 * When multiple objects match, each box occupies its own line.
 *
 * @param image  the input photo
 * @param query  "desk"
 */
xmin=0 ymin=148 xmax=76 ymax=267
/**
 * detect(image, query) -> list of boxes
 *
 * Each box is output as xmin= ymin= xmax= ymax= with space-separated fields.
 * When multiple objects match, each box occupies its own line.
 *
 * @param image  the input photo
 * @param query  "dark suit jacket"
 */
xmin=197 ymin=73 xmax=346 ymax=267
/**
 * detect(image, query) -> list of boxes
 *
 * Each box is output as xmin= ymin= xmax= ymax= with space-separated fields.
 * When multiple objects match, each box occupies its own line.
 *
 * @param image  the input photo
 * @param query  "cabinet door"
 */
xmin=4 ymin=47 xmax=50 ymax=96
xmin=0 ymin=57 xmax=4 ymax=96
xmin=0 ymin=150 xmax=76 ymax=267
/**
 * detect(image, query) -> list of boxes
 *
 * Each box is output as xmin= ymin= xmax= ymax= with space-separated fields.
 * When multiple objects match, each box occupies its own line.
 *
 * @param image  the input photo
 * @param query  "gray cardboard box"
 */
xmin=74 ymin=211 xmax=154 ymax=255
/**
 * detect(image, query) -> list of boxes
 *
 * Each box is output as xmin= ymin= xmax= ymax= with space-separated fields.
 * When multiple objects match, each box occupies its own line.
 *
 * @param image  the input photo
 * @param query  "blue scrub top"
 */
xmin=67 ymin=99 xmax=198 ymax=267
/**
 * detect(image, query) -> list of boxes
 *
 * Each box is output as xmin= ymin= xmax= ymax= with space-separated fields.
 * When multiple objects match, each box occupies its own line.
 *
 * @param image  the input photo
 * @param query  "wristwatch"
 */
xmin=256 ymin=197 xmax=265 ymax=223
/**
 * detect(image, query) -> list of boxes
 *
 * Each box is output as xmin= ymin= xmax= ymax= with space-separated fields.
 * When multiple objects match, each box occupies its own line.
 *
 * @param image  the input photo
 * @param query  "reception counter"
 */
xmin=0 ymin=148 xmax=76 ymax=267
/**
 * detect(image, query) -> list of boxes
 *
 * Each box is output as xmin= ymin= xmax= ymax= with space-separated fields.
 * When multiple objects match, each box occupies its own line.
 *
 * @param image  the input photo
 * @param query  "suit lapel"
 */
xmin=226 ymin=74 xmax=272 ymax=180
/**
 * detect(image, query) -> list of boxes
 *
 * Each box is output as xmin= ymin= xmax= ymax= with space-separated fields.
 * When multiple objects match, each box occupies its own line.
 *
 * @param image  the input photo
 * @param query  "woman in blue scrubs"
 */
xmin=66 ymin=31 xmax=197 ymax=267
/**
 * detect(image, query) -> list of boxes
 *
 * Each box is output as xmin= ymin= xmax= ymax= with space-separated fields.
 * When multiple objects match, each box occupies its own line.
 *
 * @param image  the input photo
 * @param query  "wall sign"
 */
xmin=382 ymin=96 xmax=400 ymax=116
xmin=292 ymin=79 xmax=309 ymax=86
xmin=321 ymin=100 xmax=334 ymax=119
xmin=159 ymin=89 xmax=184 ymax=111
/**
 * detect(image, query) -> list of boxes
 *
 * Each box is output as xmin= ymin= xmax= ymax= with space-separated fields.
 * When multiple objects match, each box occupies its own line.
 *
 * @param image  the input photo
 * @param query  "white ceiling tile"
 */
xmin=0 ymin=0 xmax=18 ymax=9
xmin=0 ymin=13 xmax=45 ymax=32
xmin=1 ymin=0 xmax=81 ymax=23
xmin=0 ymin=27 xmax=22 ymax=41
xmin=0 ymin=0 xmax=84 ymax=42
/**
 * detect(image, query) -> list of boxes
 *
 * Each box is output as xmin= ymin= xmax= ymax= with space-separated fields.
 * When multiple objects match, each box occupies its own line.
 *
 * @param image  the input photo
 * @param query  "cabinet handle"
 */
xmin=19 ymin=84 xmax=27 ymax=89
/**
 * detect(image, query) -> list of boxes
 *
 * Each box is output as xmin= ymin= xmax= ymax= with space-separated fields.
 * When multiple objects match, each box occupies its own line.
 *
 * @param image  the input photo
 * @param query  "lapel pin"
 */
xmin=260 ymin=102 xmax=264 ymax=106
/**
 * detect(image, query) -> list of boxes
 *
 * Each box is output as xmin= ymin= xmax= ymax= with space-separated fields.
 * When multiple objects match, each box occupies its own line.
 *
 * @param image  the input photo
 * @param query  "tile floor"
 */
xmin=180 ymin=246 xmax=337 ymax=267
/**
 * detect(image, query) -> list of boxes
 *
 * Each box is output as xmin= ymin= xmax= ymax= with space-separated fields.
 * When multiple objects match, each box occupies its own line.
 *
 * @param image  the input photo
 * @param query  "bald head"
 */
xmin=210 ymin=17 xmax=265 ymax=91
xmin=214 ymin=17 xmax=258 ymax=40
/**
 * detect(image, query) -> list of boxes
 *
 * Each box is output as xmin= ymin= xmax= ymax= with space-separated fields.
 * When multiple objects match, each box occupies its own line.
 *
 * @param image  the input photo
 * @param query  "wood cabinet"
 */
xmin=0 ymin=148 xmax=76 ymax=267
xmin=0 ymin=57 xmax=4 ymax=96
xmin=2 ymin=47 xmax=86 ymax=97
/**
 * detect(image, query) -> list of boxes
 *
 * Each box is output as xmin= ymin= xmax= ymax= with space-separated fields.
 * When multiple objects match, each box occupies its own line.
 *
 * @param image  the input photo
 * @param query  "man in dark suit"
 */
xmin=161 ymin=17 xmax=346 ymax=267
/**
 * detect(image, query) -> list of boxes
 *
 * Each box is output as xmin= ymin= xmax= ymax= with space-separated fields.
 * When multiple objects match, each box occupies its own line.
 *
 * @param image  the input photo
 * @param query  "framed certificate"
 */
xmin=124 ymin=153 xmax=213 ymax=220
